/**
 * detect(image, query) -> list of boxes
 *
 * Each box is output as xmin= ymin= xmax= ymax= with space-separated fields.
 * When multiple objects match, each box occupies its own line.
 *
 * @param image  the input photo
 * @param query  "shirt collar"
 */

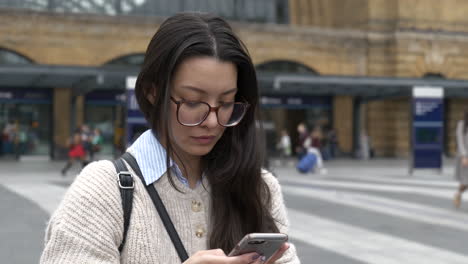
xmin=127 ymin=129 xmax=186 ymax=186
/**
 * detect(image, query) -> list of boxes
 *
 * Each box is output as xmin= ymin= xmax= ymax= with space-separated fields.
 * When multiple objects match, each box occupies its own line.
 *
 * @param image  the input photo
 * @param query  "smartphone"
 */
xmin=228 ymin=233 xmax=288 ymax=261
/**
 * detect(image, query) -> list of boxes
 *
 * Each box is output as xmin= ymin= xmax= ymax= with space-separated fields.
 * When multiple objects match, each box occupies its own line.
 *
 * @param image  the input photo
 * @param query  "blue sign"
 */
xmin=411 ymin=94 xmax=444 ymax=170
xmin=85 ymin=89 xmax=126 ymax=105
xmin=126 ymin=89 xmax=148 ymax=145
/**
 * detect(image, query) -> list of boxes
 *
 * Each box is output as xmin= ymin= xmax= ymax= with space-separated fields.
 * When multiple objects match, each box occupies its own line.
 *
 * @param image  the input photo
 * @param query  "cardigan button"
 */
xmin=195 ymin=228 xmax=205 ymax=238
xmin=191 ymin=200 xmax=202 ymax=212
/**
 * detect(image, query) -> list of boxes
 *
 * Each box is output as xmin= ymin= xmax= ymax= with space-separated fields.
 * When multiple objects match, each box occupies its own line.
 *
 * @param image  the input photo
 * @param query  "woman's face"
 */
xmin=169 ymin=56 xmax=238 ymax=159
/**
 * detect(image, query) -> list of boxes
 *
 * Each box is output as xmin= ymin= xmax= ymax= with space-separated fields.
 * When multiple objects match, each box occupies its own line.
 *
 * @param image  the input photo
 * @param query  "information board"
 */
xmin=411 ymin=87 xmax=444 ymax=173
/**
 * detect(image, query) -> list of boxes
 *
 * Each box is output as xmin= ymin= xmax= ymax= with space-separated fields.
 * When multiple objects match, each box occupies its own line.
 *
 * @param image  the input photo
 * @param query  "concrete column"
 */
xmin=333 ymin=95 xmax=354 ymax=154
xmin=53 ymin=88 xmax=72 ymax=159
xmin=75 ymin=95 xmax=85 ymax=128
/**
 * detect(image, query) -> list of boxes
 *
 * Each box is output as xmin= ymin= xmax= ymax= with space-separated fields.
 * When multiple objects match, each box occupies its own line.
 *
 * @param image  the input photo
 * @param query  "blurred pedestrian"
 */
xmin=454 ymin=110 xmax=468 ymax=209
xmin=3 ymin=120 xmax=16 ymax=154
xmin=61 ymin=131 xmax=87 ymax=176
xmin=295 ymin=122 xmax=308 ymax=160
xmin=42 ymin=13 xmax=298 ymax=264
xmin=80 ymin=124 xmax=92 ymax=159
xmin=303 ymin=126 xmax=327 ymax=174
xmin=277 ymin=129 xmax=292 ymax=161
xmin=90 ymin=128 xmax=103 ymax=160
xmin=359 ymin=131 xmax=370 ymax=160
xmin=14 ymin=124 xmax=28 ymax=160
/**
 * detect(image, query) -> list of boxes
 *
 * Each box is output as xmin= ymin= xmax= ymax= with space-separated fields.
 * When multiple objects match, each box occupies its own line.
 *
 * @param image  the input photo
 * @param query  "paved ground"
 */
xmin=1 ymin=156 xmax=467 ymax=263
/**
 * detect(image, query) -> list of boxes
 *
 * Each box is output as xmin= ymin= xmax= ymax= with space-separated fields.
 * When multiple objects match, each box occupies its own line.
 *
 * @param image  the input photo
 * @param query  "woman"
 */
xmin=454 ymin=110 xmax=468 ymax=209
xmin=41 ymin=13 xmax=299 ymax=263
xmin=303 ymin=126 xmax=327 ymax=174
xmin=60 ymin=131 xmax=87 ymax=176
xmin=295 ymin=122 xmax=308 ymax=160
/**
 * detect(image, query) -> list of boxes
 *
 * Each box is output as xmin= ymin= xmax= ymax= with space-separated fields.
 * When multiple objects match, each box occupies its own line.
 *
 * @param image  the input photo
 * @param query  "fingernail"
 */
xmin=252 ymin=254 xmax=260 ymax=260
xmin=260 ymin=255 xmax=266 ymax=262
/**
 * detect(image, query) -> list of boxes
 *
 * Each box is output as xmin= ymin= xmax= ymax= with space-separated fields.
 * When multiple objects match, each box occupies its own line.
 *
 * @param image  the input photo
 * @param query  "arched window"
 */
xmin=0 ymin=48 xmax=33 ymax=64
xmin=423 ymin=73 xmax=445 ymax=79
xmin=256 ymin=60 xmax=317 ymax=74
xmin=104 ymin=53 xmax=145 ymax=67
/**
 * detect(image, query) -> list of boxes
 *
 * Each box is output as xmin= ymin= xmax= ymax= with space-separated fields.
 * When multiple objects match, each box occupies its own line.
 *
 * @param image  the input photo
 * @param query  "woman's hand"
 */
xmin=183 ymin=249 xmax=263 ymax=264
xmin=264 ymin=242 xmax=290 ymax=264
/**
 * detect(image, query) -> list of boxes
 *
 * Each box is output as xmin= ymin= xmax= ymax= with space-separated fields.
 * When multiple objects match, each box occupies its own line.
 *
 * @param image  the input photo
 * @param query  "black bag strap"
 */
xmin=112 ymin=157 xmax=135 ymax=253
xmin=121 ymin=152 xmax=189 ymax=262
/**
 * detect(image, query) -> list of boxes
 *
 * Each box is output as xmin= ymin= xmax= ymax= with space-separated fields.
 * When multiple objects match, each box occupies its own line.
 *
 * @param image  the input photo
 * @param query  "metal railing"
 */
xmin=0 ymin=0 xmax=289 ymax=24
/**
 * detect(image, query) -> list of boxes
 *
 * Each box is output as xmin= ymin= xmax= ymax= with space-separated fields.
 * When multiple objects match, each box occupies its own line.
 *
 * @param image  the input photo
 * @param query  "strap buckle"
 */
xmin=118 ymin=171 xmax=134 ymax=189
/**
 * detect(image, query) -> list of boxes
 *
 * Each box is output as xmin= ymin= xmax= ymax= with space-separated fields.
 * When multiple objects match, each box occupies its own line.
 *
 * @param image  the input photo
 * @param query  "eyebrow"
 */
xmin=180 ymin=85 xmax=237 ymax=96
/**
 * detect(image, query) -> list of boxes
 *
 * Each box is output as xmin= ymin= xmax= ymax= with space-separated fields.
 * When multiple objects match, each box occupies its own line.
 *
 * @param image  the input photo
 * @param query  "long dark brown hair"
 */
xmin=134 ymin=13 xmax=279 ymax=252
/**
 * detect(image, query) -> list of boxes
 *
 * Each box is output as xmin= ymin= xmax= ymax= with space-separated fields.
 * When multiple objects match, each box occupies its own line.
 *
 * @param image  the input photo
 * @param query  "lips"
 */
xmin=191 ymin=135 xmax=216 ymax=144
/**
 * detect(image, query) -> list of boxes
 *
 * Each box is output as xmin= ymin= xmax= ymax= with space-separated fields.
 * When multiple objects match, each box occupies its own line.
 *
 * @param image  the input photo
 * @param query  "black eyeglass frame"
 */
xmin=170 ymin=96 xmax=250 ymax=127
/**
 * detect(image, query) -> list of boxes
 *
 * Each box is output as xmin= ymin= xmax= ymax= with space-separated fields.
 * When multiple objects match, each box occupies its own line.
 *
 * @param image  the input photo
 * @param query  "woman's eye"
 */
xmin=220 ymin=102 xmax=235 ymax=109
xmin=185 ymin=101 xmax=202 ymax=108
xmin=219 ymin=100 xmax=235 ymax=104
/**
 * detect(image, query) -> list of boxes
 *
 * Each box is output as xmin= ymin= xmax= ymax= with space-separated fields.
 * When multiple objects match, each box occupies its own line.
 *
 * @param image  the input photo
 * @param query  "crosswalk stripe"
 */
xmin=287 ymin=208 xmax=468 ymax=264
xmin=280 ymin=177 xmax=464 ymax=200
xmin=326 ymin=174 xmax=458 ymax=188
xmin=3 ymin=183 xmax=66 ymax=215
xmin=282 ymin=185 xmax=468 ymax=232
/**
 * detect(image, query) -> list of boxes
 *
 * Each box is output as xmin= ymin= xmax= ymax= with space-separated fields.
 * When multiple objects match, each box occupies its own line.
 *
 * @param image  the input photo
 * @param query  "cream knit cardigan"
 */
xmin=40 ymin=160 xmax=300 ymax=263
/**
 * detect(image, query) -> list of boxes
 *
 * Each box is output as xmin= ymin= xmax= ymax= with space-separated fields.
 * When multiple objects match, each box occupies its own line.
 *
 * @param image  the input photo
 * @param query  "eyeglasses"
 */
xmin=170 ymin=97 xmax=250 ymax=127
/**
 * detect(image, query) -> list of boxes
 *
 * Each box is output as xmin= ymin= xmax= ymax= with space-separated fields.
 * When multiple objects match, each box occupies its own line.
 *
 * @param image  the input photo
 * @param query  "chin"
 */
xmin=187 ymin=145 xmax=215 ymax=157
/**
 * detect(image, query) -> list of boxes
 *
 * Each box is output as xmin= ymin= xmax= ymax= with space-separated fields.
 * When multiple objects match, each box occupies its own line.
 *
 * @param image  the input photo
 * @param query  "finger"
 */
xmin=264 ymin=242 xmax=290 ymax=264
xmin=227 ymin=252 xmax=262 ymax=264
xmin=196 ymin=248 xmax=226 ymax=257
xmin=251 ymin=255 xmax=266 ymax=264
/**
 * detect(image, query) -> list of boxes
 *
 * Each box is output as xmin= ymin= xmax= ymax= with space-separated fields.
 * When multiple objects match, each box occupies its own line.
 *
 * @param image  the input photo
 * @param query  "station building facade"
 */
xmin=1 ymin=0 xmax=468 ymax=159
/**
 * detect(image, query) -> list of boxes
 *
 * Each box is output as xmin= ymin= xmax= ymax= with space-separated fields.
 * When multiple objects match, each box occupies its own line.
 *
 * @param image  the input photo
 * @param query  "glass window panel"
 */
xmin=0 ymin=0 xmax=288 ymax=23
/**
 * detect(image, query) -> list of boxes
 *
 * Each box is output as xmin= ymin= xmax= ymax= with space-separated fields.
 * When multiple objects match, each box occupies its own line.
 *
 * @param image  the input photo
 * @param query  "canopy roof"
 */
xmin=2 ymin=64 xmax=468 ymax=99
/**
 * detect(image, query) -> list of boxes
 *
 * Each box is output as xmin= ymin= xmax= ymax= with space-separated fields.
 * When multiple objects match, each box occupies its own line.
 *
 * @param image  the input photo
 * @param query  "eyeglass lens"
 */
xmin=178 ymin=102 xmax=246 ymax=126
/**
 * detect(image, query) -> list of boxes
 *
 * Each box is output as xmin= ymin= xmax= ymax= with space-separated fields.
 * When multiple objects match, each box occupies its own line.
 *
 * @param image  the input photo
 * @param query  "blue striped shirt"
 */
xmin=127 ymin=129 xmax=189 ymax=187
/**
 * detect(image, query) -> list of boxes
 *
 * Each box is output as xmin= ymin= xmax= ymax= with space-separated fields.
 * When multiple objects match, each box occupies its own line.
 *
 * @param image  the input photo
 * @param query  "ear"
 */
xmin=146 ymin=83 xmax=157 ymax=105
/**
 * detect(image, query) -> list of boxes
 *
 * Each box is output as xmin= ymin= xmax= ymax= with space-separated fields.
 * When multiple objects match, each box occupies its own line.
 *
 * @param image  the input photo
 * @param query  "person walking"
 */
xmin=277 ymin=129 xmax=292 ymax=165
xmin=454 ymin=110 xmax=468 ymax=209
xmin=89 ymin=128 xmax=104 ymax=160
xmin=60 ymin=131 xmax=87 ymax=176
xmin=41 ymin=13 xmax=299 ymax=264
xmin=303 ymin=126 xmax=327 ymax=174
xmin=295 ymin=122 xmax=308 ymax=160
xmin=80 ymin=124 xmax=92 ymax=159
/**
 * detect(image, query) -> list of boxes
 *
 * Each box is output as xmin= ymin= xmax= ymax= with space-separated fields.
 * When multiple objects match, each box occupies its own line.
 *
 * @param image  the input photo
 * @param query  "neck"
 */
xmin=174 ymin=152 xmax=202 ymax=189
xmin=156 ymin=130 xmax=202 ymax=189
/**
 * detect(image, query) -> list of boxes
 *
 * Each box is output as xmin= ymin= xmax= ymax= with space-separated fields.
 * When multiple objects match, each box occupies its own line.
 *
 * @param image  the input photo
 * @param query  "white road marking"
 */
xmin=288 ymin=208 xmax=468 ymax=264
xmin=3 ymin=183 xmax=67 ymax=215
xmin=282 ymin=185 xmax=468 ymax=232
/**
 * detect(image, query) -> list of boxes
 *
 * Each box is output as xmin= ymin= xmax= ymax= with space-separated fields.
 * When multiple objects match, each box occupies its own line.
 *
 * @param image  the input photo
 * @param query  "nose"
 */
xmin=201 ymin=109 xmax=219 ymax=128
